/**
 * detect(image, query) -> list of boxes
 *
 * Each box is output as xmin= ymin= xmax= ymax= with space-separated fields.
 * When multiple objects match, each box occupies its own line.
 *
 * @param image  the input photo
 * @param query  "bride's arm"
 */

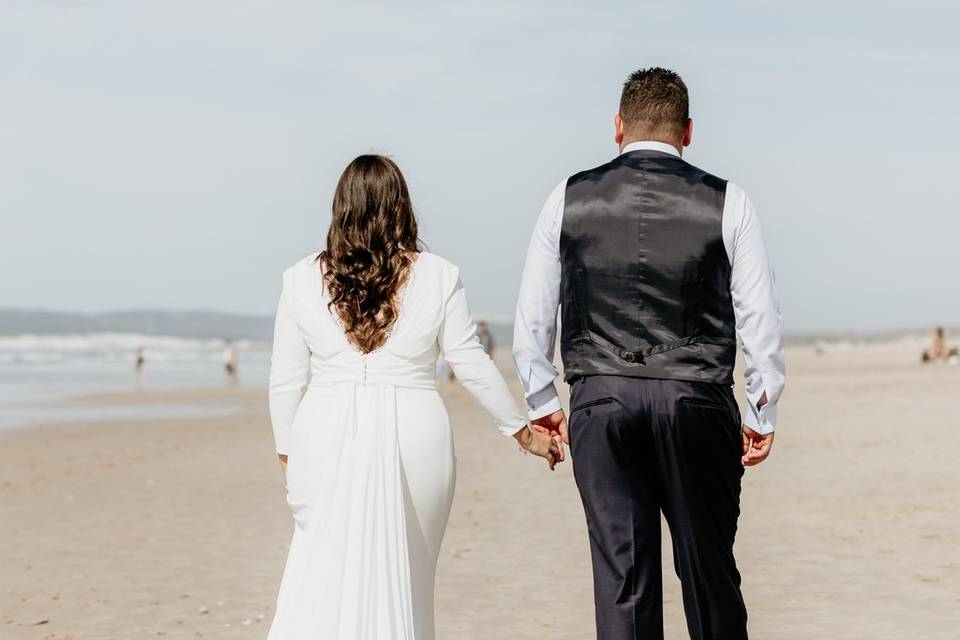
xmin=438 ymin=270 xmax=526 ymax=437
xmin=268 ymin=269 xmax=310 ymax=471
xmin=437 ymin=267 xmax=563 ymax=467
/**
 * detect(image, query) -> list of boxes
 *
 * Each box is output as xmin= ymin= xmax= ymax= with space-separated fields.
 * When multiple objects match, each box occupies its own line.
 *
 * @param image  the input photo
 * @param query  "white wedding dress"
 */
xmin=266 ymin=252 xmax=526 ymax=640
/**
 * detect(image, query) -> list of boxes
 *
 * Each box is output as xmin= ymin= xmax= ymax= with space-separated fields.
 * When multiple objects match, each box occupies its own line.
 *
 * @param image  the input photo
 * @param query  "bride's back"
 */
xmin=277 ymin=251 xmax=464 ymax=390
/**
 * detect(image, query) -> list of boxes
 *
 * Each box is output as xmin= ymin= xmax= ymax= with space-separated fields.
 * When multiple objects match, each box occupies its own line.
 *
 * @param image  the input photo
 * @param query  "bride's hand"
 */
xmin=514 ymin=426 xmax=565 ymax=470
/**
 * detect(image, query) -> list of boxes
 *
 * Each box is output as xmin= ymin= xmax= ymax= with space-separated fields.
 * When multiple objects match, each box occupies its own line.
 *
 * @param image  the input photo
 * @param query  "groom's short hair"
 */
xmin=619 ymin=67 xmax=689 ymax=139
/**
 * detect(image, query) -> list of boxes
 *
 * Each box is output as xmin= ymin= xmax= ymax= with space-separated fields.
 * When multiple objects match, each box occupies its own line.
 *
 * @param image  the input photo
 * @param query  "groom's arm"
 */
xmin=513 ymin=180 xmax=566 ymax=420
xmin=723 ymin=182 xmax=785 ymax=441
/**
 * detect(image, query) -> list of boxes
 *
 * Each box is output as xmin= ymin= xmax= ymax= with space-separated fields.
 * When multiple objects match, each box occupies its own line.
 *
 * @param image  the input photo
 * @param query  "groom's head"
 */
xmin=615 ymin=67 xmax=693 ymax=154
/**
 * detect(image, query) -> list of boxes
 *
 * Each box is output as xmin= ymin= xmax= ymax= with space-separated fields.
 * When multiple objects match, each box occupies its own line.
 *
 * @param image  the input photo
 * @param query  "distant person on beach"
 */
xmin=922 ymin=327 xmax=958 ymax=363
xmin=514 ymin=68 xmax=785 ymax=639
xmin=223 ymin=340 xmax=238 ymax=384
xmin=265 ymin=155 xmax=562 ymax=639
xmin=477 ymin=320 xmax=495 ymax=356
xmin=134 ymin=346 xmax=145 ymax=388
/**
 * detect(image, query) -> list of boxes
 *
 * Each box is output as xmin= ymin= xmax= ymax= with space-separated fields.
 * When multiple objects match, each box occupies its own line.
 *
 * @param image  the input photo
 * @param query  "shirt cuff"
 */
xmin=743 ymin=395 xmax=777 ymax=435
xmin=527 ymin=385 xmax=562 ymax=420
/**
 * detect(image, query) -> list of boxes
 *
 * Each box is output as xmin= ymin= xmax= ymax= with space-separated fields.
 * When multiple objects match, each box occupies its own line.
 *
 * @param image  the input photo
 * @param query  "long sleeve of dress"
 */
xmin=268 ymin=269 xmax=311 ymax=454
xmin=438 ymin=268 xmax=527 ymax=437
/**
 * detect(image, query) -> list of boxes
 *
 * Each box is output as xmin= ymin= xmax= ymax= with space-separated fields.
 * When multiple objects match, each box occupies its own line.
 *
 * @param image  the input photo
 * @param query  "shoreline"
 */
xmin=0 ymin=385 xmax=266 ymax=435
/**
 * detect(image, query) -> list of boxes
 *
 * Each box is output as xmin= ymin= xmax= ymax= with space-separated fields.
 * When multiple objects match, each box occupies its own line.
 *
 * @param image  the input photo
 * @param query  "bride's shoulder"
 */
xmin=279 ymin=252 xmax=322 ymax=287
xmin=415 ymin=251 xmax=461 ymax=280
xmin=414 ymin=253 xmax=464 ymax=299
xmin=299 ymin=252 xmax=323 ymax=269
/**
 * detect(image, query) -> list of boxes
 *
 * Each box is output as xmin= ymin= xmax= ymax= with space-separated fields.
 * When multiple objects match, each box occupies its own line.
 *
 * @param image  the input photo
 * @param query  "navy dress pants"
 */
xmin=569 ymin=375 xmax=748 ymax=640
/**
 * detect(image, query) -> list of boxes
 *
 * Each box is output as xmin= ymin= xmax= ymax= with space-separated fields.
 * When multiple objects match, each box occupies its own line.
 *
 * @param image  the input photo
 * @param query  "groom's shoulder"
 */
xmin=677 ymin=157 xmax=728 ymax=190
xmin=565 ymin=157 xmax=620 ymax=189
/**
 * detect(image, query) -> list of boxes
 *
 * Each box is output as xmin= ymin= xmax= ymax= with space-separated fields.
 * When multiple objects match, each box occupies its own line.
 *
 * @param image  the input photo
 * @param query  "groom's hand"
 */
xmin=741 ymin=426 xmax=774 ymax=466
xmin=531 ymin=410 xmax=569 ymax=445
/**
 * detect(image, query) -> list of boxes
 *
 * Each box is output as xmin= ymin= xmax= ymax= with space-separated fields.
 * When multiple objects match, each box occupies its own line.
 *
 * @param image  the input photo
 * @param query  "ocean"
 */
xmin=0 ymin=333 xmax=271 ymax=430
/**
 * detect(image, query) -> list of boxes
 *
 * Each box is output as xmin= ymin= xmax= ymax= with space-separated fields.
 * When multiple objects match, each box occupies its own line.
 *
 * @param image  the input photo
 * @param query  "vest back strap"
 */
xmin=577 ymin=331 xmax=736 ymax=365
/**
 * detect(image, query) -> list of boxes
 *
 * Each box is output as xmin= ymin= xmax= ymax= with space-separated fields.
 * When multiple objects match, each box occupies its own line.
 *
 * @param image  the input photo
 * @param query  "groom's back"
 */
xmin=558 ymin=149 xmax=736 ymax=384
xmin=514 ymin=67 xmax=784 ymax=640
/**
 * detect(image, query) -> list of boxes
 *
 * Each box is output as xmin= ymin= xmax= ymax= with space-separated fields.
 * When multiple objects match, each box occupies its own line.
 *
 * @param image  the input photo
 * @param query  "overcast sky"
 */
xmin=2 ymin=1 xmax=958 ymax=334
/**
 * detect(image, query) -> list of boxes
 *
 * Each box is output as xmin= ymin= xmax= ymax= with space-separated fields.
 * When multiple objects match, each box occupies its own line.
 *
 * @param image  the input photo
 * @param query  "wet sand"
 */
xmin=1 ymin=346 xmax=958 ymax=639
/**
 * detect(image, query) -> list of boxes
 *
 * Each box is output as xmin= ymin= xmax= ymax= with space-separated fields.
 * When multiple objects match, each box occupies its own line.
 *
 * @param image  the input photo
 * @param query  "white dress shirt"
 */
xmin=513 ymin=140 xmax=785 ymax=434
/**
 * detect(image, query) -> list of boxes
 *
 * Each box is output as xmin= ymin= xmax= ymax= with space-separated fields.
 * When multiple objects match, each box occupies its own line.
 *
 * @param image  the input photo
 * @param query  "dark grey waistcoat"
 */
xmin=559 ymin=149 xmax=736 ymax=384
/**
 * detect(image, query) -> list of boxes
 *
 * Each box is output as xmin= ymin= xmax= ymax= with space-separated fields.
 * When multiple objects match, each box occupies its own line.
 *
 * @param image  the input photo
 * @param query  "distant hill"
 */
xmin=0 ymin=309 xmax=275 ymax=341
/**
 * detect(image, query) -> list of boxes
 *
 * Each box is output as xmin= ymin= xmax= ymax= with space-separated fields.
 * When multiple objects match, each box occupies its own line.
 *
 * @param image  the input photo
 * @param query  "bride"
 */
xmin=266 ymin=154 xmax=563 ymax=639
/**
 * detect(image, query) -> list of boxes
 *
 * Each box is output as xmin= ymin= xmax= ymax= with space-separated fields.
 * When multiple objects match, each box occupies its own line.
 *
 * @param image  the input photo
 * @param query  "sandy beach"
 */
xmin=2 ymin=345 xmax=958 ymax=639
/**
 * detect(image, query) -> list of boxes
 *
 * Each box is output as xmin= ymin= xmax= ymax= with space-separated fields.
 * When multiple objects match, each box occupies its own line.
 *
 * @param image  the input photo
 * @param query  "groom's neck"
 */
xmin=619 ymin=136 xmax=684 ymax=156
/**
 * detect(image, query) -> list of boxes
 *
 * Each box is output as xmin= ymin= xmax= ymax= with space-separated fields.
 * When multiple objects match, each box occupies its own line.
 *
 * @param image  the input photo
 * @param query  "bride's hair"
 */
xmin=319 ymin=155 xmax=421 ymax=354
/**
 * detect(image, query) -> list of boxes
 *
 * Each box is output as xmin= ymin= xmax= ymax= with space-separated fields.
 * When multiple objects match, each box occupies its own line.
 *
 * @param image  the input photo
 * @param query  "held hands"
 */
xmin=517 ymin=408 xmax=569 ymax=471
xmin=531 ymin=410 xmax=569 ymax=444
xmin=524 ymin=408 xmax=776 ymax=467
xmin=514 ymin=425 xmax=565 ymax=470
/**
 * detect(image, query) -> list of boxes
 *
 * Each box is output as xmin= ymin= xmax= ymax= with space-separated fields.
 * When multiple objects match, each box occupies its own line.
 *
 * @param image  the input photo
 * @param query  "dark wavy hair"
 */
xmin=319 ymin=155 xmax=421 ymax=354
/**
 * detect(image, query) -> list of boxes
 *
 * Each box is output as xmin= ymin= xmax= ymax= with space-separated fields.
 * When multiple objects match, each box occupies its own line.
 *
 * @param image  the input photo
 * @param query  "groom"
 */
xmin=513 ymin=67 xmax=784 ymax=639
